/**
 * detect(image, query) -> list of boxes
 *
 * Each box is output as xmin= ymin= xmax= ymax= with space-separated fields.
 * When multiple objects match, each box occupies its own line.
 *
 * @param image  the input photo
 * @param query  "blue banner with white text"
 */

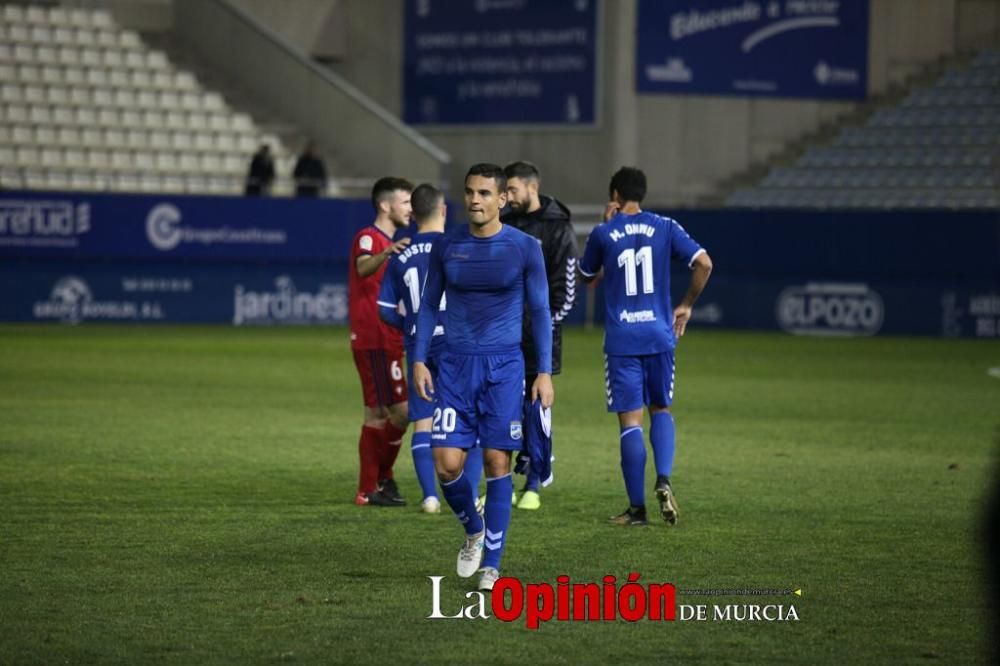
xmin=2 ymin=192 xmax=997 ymax=338
xmin=0 ymin=262 xmax=349 ymax=325
xmin=0 ymin=191 xmax=374 ymax=260
xmin=403 ymin=0 xmax=598 ymax=125
xmin=636 ymin=0 xmax=869 ymax=99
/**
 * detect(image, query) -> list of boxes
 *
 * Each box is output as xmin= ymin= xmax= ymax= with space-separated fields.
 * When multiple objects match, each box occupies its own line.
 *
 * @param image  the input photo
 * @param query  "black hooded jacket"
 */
xmin=501 ymin=195 xmax=579 ymax=375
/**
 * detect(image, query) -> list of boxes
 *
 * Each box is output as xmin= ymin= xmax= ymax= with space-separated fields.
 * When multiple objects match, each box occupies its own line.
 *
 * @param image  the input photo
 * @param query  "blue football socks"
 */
xmin=410 ymin=430 xmax=438 ymax=501
xmin=481 ymin=473 xmax=513 ymax=570
xmin=620 ymin=425 xmax=647 ymax=507
xmin=650 ymin=412 xmax=676 ymax=479
xmin=440 ymin=471 xmax=483 ymax=536
xmin=463 ymin=445 xmax=483 ymax=497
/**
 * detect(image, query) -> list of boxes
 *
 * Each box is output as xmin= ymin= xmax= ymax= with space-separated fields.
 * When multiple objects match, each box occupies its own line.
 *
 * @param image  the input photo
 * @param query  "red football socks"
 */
xmin=357 ymin=425 xmax=383 ymax=495
xmin=377 ymin=421 xmax=407 ymax=481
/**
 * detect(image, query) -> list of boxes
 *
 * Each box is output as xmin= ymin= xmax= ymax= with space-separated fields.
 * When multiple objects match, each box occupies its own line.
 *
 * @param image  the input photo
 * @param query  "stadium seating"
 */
xmin=0 ymin=4 xmax=291 ymax=194
xmin=727 ymin=49 xmax=1000 ymax=210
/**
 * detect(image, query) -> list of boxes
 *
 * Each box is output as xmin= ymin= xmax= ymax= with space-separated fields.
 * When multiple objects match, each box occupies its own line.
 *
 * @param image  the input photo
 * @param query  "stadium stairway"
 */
xmin=140 ymin=29 xmax=368 ymax=197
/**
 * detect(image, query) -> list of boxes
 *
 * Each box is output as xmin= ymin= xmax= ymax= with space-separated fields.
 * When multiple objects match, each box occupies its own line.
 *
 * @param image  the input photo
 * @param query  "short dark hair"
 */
xmin=609 ymin=167 xmax=646 ymax=203
xmin=503 ymin=161 xmax=540 ymax=183
xmin=410 ymin=183 xmax=444 ymax=221
xmin=371 ymin=176 xmax=414 ymax=211
xmin=465 ymin=163 xmax=506 ymax=192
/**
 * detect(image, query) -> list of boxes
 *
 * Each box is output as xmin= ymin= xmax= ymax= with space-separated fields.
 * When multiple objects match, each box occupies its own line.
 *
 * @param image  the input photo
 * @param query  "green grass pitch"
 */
xmin=0 ymin=325 xmax=997 ymax=664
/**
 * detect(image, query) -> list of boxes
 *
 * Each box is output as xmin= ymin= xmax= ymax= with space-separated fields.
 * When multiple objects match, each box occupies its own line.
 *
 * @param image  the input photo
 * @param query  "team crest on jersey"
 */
xmin=510 ymin=421 xmax=522 ymax=440
xmin=359 ymin=235 xmax=373 ymax=252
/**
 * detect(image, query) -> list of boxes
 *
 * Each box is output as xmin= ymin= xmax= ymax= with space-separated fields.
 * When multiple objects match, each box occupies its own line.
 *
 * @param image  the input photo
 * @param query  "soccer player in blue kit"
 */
xmin=377 ymin=183 xmax=451 ymax=514
xmin=412 ymin=163 xmax=554 ymax=591
xmin=579 ymin=167 xmax=713 ymax=526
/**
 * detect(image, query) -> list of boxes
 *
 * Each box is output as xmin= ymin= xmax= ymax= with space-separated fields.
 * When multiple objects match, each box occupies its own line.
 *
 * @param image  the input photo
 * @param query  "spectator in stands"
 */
xmin=293 ymin=141 xmax=329 ymax=197
xmin=244 ymin=144 xmax=275 ymax=196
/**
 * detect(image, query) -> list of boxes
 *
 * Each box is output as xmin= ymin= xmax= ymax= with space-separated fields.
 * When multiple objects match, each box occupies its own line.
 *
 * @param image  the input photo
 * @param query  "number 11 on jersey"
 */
xmin=618 ymin=246 xmax=654 ymax=296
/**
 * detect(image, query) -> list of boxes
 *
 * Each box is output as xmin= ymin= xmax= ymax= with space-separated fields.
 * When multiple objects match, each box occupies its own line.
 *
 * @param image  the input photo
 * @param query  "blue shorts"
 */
xmin=407 ymin=354 xmax=440 ymax=422
xmin=604 ymin=351 xmax=675 ymax=413
xmin=431 ymin=351 xmax=525 ymax=451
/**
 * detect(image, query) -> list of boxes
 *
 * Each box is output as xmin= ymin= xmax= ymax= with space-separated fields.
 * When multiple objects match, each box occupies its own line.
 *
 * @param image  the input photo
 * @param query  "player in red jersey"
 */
xmin=348 ymin=177 xmax=414 ymax=506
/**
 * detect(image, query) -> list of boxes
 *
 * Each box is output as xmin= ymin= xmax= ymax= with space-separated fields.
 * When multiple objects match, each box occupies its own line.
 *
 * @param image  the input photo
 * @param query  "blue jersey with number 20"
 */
xmin=579 ymin=211 xmax=703 ymax=356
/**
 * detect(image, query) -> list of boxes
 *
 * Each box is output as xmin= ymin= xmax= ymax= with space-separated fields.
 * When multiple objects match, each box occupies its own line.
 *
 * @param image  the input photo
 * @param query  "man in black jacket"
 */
xmin=293 ymin=140 xmax=328 ymax=197
xmin=502 ymin=161 xmax=579 ymax=510
xmin=244 ymin=144 xmax=275 ymax=196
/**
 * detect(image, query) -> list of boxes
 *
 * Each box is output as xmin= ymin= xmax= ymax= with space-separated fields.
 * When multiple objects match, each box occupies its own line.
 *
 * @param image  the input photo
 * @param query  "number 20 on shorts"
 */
xmin=433 ymin=407 xmax=457 ymax=433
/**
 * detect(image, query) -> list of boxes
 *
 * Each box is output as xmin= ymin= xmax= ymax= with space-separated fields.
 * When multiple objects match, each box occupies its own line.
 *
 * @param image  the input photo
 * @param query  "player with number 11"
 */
xmin=579 ymin=167 xmax=713 ymax=526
